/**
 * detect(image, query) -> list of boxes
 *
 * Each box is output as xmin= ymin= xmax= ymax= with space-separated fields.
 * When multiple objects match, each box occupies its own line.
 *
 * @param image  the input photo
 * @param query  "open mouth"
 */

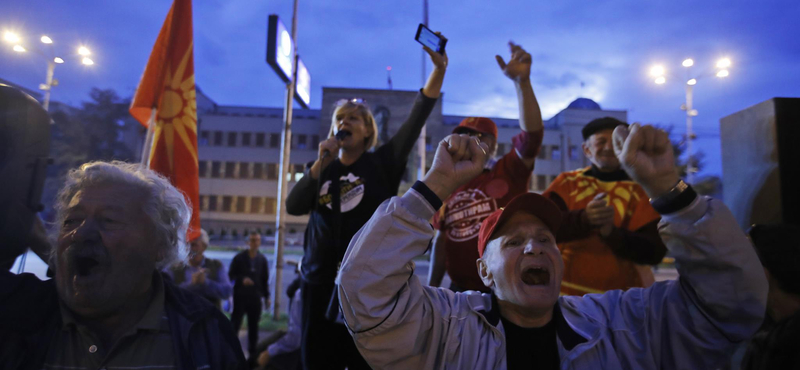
xmin=74 ymin=255 xmax=101 ymax=277
xmin=521 ymin=267 xmax=550 ymax=286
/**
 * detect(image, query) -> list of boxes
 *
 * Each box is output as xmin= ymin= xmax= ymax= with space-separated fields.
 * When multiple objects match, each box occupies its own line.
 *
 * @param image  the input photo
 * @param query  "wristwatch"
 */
xmin=650 ymin=179 xmax=697 ymax=214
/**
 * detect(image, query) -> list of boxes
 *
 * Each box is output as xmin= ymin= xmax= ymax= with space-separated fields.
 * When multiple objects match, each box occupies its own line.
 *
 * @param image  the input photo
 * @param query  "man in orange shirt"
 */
xmin=543 ymin=117 xmax=667 ymax=295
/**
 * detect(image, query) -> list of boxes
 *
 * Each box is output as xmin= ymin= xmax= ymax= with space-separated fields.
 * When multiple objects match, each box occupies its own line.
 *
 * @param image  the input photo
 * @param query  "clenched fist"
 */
xmin=613 ymin=124 xmax=680 ymax=198
xmin=422 ymin=134 xmax=490 ymax=201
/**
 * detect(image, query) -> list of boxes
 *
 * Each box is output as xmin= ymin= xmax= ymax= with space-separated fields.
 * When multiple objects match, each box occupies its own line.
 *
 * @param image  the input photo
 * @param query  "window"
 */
xmin=225 ymin=162 xmax=236 ymax=179
xmin=199 ymin=195 xmax=208 ymax=211
xmin=569 ymin=145 xmax=580 ymax=161
xmin=238 ymin=162 xmax=250 ymax=179
xmin=198 ymin=161 xmax=208 ymax=178
xmin=242 ymin=132 xmax=252 ymax=147
xmin=297 ymin=134 xmax=307 ymax=149
xmin=538 ymin=145 xmax=547 ymax=160
xmin=211 ymin=161 xmax=222 ymax=178
xmin=294 ymin=164 xmax=305 ymax=181
xmin=213 ymin=131 xmax=223 ymax=146
xmin=236 ymin=197 xmax=246 ymax=213
xmin=270 ymin=133 xmax=280 ymax=148
xmin=550 ymin=175 xmax=558 ymax=185
xmin=267 ymin=163 xmax=278 ymax=180
xmin=497 ymin=143 xmax=506 ymax=156
xmin=551 ymin=146 xmax=561 ymax=160
xmin=222 ymin=196 xmax=233 ymax=212
xmin=536 ymin=175 xmax=547 ymax=190
xmin=199 ymin=131 xmax=210 ymax=146
xmin=208 ymin=196 xmax=218 ymax=211
xmin=256 ymin=133 xmax=266 ymax=147
xmin=227 ymin=132 xmax=237 ymax=147
xmin=253 ymin=163 xmax=264 ymax=179
xmin=250 ymin=197 xmax=263 ymax=214
xmin=264 ymin=197 xmax=277 ymax=215
xmin=311 ymin=135 xmax=320 ymax=149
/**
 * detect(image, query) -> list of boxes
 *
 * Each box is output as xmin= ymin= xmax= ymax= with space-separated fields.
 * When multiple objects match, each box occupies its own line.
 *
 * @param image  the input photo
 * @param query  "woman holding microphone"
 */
xmin=286 ymin=38 xmax=448 ymax=370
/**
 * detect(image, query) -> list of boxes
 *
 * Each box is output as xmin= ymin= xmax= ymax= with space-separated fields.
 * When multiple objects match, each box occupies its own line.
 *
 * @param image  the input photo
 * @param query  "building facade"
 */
xmin=195 ymin=88 xmax=625 ymax=241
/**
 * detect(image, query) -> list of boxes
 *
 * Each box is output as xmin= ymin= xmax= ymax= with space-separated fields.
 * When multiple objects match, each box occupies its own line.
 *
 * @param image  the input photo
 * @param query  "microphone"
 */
xmin=322 ymin=130 xmax=352 ymax=160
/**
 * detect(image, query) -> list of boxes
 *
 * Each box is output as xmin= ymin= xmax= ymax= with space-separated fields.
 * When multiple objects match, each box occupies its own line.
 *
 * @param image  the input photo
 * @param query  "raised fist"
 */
xmin=422 ymin=134 xmax=490 ymax=201
xmin=613 ymin=124 xmax=680 ymax=198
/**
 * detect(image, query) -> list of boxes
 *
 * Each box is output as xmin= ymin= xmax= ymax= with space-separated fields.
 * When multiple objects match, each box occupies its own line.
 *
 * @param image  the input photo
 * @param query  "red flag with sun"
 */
xmin=129 ymin=0 xmax=200 ymax=241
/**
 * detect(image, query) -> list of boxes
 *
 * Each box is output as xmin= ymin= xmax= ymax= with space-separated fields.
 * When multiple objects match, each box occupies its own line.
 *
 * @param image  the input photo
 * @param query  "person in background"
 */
xmin=428 ymin=42 xmax=544 ymax=293
xmin=229 ymin=232 xmax=270 ymax=361
xmin=0 ymin=161 xmax=245 ymax=369
xmin=543 ymin=117 xmax=667 ymax=295
xmin=338 ymin=126 xmax=766 ymax=369
xmin=285 ymin=37 xmax=448 ymax=370
xmin=740 ymin=223 xmax=800 ymax=369
xmin=166 ymin=228 xmax=232 ymax=310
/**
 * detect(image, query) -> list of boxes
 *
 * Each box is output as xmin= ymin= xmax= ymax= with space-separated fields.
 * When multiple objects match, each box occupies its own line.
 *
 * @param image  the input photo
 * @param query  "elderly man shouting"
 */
xmin=338 ymin=125 xmax=767 ymax=369
xmin=1 ymin=161 xmax=246 ymax=369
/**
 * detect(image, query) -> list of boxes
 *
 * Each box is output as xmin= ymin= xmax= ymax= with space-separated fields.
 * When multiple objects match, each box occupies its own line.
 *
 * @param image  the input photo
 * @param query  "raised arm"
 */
xmin=338 ymin=134 xmax=489 ymax=369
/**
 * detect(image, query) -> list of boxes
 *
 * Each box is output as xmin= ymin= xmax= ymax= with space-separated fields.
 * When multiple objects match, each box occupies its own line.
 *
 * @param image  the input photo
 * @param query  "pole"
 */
xmin=416 ymin=0 xmax=429 ymax=180
xmin=43 ymin=61 xmax=55 ymax=111
xmin=273 ymin=0 xmax=299 ymax=320
xmin=140 ymin=109 xmax=157 ymax=166
xmin=685 ymin=83 xmax=694 ymax=184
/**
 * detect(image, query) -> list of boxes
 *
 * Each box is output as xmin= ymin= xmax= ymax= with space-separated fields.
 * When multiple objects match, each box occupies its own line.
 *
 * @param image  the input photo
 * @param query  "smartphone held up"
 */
xmin=415 ymin=24 xmax=447 ymax=54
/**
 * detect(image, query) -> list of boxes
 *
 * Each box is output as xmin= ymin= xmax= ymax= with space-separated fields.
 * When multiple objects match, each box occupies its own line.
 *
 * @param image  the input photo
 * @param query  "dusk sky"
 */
xmin=2 ymin=0 xmax=798 ymax=178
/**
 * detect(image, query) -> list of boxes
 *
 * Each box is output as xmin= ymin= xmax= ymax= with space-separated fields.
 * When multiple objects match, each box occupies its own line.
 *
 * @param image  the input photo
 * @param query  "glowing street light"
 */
xmin=716 ymin=69 xmax=729 ymax=78
xmin=716 ymin=58 xmax=731 ymax=69
xmin=3 ymin=31 xmax=20 ymax=43
xmin=54 ymin=57 xmax=64 ymax=64
xmin=81 ymin=57 xmax=94 ymax=66
xmin=682 ymin=58 xmax=694 ymax=67
xmin=12 ymin=44 xmax=26 ymax=52
xmin=655 ymin=76 xmax=666 ymax=84
xmin=40 ymin=35 xmax=53 ymax=44
xmin=650 ymin=65 xmax=665 ymax=77
xmin=687 ymin=78 xmax=697 ymax=86
xmin=78 ymin=46 xmax=91 ymax=56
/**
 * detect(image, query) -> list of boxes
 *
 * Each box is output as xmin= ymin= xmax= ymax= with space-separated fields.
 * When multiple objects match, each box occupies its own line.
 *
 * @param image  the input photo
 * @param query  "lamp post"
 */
xmin=3 ymin=31 xmax=95 ymax=111
xmin=649 ymin=57 xmax=730 ymax=184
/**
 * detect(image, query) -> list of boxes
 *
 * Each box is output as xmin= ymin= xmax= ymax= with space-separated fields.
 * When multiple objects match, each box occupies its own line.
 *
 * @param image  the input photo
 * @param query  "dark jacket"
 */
xmin=0 ymin=270 xmax=246 ymax=370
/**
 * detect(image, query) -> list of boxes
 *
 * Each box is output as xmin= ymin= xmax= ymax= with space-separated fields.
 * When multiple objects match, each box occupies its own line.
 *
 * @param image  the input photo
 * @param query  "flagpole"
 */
xmin=416 ymin=0 xmax=429 ymax=181
xmin=273 ymin=0 xmax=299 ymax=320
xmin=140 ymin=108 xmax=157 ymax=166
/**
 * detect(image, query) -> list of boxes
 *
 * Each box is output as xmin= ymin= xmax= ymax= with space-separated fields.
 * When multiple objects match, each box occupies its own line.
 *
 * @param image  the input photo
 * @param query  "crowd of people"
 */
xmin=1 ymin=37 xmax=798 ymax=370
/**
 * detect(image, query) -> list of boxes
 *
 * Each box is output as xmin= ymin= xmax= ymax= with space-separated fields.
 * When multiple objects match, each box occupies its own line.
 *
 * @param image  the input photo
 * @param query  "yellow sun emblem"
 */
xmin=151 ymin=43 xmax=198 ymax=172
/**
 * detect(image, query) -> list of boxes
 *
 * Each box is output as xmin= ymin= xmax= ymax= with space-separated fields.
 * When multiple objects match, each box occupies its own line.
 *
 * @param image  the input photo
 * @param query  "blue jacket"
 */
xmin=338 ymin=189 xmax=768 ymax=369
xmin=0 ymin=271 xmax=246 ymax=370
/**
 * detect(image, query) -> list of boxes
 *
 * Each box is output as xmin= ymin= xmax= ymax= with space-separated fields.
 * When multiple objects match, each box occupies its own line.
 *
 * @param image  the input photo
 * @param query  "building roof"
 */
xmin=566 ymin=97 xmax=601 ymax=110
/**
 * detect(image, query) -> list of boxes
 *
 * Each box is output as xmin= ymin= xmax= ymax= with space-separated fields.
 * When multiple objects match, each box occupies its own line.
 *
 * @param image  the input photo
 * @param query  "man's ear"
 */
xmin=582 ymin=141 xmax=592 ymax=159
xmin=477 ymin=258 xmax=493 ymax=288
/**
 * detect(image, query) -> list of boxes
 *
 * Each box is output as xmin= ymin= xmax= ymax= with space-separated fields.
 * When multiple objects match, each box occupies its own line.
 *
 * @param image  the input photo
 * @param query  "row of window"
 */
xmin=199 ymin=161 xmax=306 ymax=182
xmin=536 ymin=144 xmax=582 ymax=161
xmin=534 ymin=174 xmax=559 ymax=191
xmin=198 ymin=130 xmax=320 ymax=150
xmin=199 ymin=195 xmax=278 ymax=214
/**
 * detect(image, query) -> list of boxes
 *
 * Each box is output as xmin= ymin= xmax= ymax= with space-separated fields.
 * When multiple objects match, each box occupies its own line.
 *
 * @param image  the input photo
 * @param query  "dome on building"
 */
xmin=567 ymin=97 xmax=601 ymax=110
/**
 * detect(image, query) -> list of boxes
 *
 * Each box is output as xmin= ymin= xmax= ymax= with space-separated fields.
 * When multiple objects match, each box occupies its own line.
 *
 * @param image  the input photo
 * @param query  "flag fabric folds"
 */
xmin=130 ymin=0 xmax=201 ymax=241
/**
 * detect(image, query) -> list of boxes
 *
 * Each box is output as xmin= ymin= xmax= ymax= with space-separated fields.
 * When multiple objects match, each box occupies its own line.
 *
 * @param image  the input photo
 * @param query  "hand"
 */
xmin=613 ymin=124 xmax=680 ymax=198
xmin=422 ymin=33 xmax=448 ymax=70
xmin=191 ymin=269 xmax=207 ymax=285
xmin=257 ymin=351 xmax=270 ymax=366
xmin=585 ymin=193 xmax=615 ymax=237
xmin=243 ymin=277 xmax=255 ymax=286
xmin=312 ymin=137 xmax=341 ymax=179
xmin=422 ymin=134 xmax=490 ymax=201
xmin=495 ymin=41 xmax=531 ymax=82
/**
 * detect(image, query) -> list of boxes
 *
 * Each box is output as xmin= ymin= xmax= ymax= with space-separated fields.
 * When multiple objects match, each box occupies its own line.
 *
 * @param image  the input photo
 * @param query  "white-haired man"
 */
xmin=0 ymin=161 xmax=246 ymax=369
xmin=166 ymin=228 xmax=233 ymax=311
xmin=338 ymin=126 xmax=767 ymax=369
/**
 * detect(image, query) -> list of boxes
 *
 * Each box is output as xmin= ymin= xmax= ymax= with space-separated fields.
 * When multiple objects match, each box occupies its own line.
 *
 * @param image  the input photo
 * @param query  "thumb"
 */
xmin=495 ymin=55 xmax=507 ymax=70
xmin=613 ymin=125 xmax=629 ymax=158
xmin=593 ymin=192 xmax=607 ymax=201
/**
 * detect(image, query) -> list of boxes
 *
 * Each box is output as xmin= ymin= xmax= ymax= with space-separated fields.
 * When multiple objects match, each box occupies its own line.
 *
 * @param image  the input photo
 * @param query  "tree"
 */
xmin=662 ymin=125 xmax=722 ymax=197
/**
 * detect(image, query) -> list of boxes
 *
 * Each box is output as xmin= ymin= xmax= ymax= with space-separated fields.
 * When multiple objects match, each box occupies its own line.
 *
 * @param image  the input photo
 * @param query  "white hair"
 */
xmin=54 ymin=161 xmax=191 ymax=269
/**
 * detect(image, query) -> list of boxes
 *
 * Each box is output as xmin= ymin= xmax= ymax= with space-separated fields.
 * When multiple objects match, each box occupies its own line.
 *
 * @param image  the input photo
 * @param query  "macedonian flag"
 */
xmin=129 ymin=0 xmax=200 ymax=241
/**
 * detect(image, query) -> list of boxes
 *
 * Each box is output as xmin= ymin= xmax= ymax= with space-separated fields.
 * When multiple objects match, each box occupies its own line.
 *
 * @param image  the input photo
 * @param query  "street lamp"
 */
xmin=649 ymin=57 xmax=731 ymax=184
xmin=2 ymin=30 xmax=96 ymax=111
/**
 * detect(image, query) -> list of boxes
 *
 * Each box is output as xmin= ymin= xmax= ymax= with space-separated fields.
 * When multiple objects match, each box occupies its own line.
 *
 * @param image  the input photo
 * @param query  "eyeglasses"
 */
xmin=335 ymin=98 xmax=367 ymax=107
xmin=454 ymin=128 xmax=484 ymax=138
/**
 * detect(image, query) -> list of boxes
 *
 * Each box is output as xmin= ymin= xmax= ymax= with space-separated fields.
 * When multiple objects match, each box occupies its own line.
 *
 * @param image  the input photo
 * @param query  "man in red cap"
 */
xmin=338 ymin=125 xmax=766 ymax=369
xmin=428 ymin=41 xmax=544 ymax=293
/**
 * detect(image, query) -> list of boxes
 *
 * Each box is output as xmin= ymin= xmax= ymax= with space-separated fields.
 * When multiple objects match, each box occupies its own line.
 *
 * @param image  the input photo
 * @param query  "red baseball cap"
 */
xmin=477 ymin=193 xmax=562 ymax=257
xmin=453 ymin=117 xmax=498 ymax=138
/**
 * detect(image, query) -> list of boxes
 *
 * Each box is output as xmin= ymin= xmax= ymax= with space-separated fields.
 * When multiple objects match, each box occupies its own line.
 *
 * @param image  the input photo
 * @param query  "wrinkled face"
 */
xmin=248 ymin=233 xmax=261 ymax=250
xmin=583 ymin=129 xmax=620 ymax=172
xmin=188 ymin=238 xmax=207 ymax=266
xmin=332 ymin=106 xmax=373 ymax=151
xmin=477 ymin=212 xmax=563 ymax=312
xmin=56 ymin=184 xmax=159 ymax=318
